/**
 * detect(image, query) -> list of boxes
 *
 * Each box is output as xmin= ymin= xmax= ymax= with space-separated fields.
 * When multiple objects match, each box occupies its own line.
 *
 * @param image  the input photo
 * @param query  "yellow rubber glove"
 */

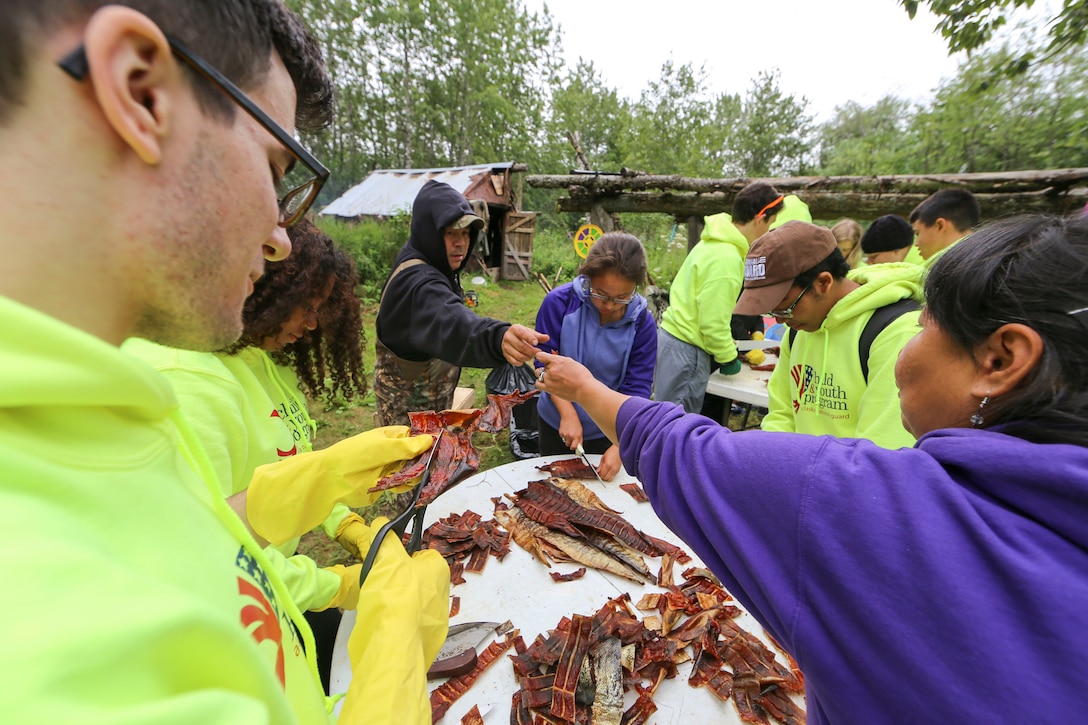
xmin=337 ymin=517 xmax=450 ymax=725
xmin=246 ymin=426 xmax=434 ymax=546
xmin=745 ymin=331 xmax=766 ymax=365
xmin=335 ymin=512 xmax=375 ymax=560
xmin=317 ymin=564 xmax=362 ymax=611
xmin=745 ymin=348 xmax=767 ymax=366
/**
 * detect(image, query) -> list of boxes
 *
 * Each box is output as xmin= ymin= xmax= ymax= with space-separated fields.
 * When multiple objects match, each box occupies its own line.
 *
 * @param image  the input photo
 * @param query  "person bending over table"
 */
xmin=534 ymin=214 xmax=1088 ymax=722
xmin=534 ymin=231 xmax=657 ymax=480
xmin=125 ymin=218 xmax=369 ymax=693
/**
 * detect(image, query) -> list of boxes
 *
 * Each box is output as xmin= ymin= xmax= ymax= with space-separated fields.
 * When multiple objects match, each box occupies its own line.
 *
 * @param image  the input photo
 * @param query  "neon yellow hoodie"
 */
xmin=768 ymin=194 xmax=812 ymax=229
xmin=122 ymin=340 xmax=348 ymax=612
xmin=660 ymin=213 xmax=747 ymax=364
xmin=0 ymin=295 xmax=329 ymax=723
xmin=761 ymin=263 xmax=923 ymax=449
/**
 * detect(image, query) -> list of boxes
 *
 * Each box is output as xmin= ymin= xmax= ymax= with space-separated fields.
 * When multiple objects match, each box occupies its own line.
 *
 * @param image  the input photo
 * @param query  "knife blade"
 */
xmin=576 ymin=444 xmax=606 ymax=484
xmin=427 ymin=621 xmax=501 ymax=680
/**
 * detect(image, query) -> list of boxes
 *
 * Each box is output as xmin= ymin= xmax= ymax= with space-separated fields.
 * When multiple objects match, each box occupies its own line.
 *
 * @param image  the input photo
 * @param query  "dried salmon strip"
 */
xmin=549 ymin=567 xmax=587 ymax=583
xmin=476 ymin=389 xmax=537 ymax=432
xmin=515 ymin=480 xmax=660 ymax=555
xmin=421 ymin=510 xmax=509 ymax=585
xmin=535 ymin=457 xmax=599 ymax=479
xmin=549 ymin=614 xmax=594 ymax=722
xmin=429 ymin=631 xmax=521 ymax=723
xmin=505 ymin=571 xmax=805 ymax=725
xmin=449 ymin=596 xmax=460 ymax=618
xmin=370 ymin=391 xmax=535 ymax=506
xmin=459 ymin=704 xmax=484 ymax=725
xmin=619 ymin=482 xmax=650 ymax=503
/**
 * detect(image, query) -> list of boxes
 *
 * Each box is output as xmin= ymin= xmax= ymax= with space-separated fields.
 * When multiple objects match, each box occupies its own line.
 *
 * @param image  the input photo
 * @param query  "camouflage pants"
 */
xmin=373 ymin=339 xmax=460 ymax=427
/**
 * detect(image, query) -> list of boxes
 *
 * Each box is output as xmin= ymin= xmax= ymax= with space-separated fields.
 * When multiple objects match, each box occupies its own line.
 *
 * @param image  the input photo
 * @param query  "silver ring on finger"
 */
xmin=537 ymin=367 xmax=546 ymax=382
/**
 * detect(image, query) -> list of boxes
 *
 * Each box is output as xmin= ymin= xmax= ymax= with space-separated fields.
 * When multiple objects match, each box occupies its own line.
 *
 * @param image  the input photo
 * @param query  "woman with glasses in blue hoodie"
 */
xmin=534 ymin=231 xmax=657 ymax=480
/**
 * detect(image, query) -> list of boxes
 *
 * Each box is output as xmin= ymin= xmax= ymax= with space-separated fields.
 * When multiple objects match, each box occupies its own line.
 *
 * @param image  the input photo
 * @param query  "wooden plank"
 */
xmin=452 ymin=387 xmax=475 ymax=410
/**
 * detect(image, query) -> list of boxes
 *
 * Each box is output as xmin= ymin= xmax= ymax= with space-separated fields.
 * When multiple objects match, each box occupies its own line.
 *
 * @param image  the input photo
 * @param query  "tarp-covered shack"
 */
xmin=321 ymin=162 xmax=536 ymax=281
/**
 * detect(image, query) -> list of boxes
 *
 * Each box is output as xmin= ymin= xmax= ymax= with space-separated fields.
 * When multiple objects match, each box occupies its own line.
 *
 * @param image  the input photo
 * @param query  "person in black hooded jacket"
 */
xmin=374 ymin=180 xmax=548 ymax=426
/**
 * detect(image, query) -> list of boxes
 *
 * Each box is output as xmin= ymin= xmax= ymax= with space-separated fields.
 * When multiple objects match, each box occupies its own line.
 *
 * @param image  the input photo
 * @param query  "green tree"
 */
xmin=909 ymin=42 xmax=1088 ymax=172
xmin=818 ymin=97 xmax=918 ymax=175
xmin=286 ymin=0 xmax=558 ymax=199
xmin=625 ymin=60 xmax=741 ymax=177
xmin=727 ymin=70 xmax=814 ymax=177
xmin=900 ymin=0 xmax=1088 ymax=77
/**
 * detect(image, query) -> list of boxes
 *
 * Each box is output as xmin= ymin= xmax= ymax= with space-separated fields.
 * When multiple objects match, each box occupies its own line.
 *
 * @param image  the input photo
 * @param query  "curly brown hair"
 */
xmin=226 ymin=218 xmax=366 ymax=402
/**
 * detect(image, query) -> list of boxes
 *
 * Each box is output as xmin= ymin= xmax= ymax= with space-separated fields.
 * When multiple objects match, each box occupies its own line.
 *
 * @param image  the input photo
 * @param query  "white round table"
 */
xmin=330 ymin=454 xmax=798 ymax=723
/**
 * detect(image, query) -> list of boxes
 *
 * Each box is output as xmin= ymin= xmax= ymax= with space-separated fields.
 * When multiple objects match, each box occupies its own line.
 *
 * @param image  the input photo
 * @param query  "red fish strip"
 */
xmin=549 ymin=614 xmax=593 ymax=722
xmin=619 ymin=482 xmax=650 ymax=503
xmin=430 ymin=632 xmax=518 ymax=723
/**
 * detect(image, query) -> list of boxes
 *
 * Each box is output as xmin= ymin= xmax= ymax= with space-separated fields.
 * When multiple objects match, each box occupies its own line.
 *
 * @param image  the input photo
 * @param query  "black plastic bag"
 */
xmin=485 ymin=363 xmax=540 ymax=459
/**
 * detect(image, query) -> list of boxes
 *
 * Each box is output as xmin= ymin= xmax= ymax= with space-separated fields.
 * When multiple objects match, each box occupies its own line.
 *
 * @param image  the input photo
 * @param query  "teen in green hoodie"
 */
xmin=736 ymin=222 xmax=923 ymax=449
xmin=655 ymin=183 xmax=784 ymax=413
xmin=0 ymin=2 xmax=347 ymax=722
xmin=124 ymin=220 xmax=369 ymax=692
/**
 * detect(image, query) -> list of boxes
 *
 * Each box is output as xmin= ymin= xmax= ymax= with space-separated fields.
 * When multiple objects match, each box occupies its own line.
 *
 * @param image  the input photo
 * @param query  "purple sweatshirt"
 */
xmin=618 ymin=396 xmax=1088 ymax=723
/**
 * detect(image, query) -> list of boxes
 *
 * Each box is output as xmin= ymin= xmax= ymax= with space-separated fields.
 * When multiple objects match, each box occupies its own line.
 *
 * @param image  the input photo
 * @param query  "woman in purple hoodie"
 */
xmin=535 ymin=214 xmax=1088 ymax=722
xmin=534 ymin=231 xmax=657 ymax=480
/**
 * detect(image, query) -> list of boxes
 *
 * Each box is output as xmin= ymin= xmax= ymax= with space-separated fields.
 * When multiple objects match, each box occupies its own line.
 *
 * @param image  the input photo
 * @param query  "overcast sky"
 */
xmin=522 ymin=0 xmax=1053 ymax=121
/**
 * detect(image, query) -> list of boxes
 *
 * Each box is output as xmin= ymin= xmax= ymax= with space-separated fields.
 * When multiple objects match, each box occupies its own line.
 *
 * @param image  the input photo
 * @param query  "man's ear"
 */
xmin=971 ymin=323 xmax=1044 ymax=398
xmin=814 ymin=270 xmax=834 ymax=294
xmin=82 ymin=7 xmax=177 ymax=165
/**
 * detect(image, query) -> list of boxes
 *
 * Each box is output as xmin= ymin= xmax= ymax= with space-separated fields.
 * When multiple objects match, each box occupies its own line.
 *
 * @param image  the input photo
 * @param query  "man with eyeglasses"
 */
xmin=736 ymin=221 xmax=923 ymax=449
xmin=655 ymin=182 xmax=785 ymax=414
xmin=0 ymin=2 xmax=433 ymax=723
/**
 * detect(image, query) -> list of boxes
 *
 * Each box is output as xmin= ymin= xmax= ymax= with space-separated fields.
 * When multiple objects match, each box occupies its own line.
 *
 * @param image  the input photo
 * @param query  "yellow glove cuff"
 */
xmin=318 ymin=564 xmax=362 ymax=611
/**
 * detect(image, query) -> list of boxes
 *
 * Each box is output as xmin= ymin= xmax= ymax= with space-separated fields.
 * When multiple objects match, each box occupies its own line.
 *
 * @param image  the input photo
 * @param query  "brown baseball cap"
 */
xmin=735 ymin=221 xmax=837 ymax=315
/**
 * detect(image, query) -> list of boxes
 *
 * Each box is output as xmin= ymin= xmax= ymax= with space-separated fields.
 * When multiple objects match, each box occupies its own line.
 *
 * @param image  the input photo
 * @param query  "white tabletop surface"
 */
xmin=330 ymin=454 xmax=798 ymax=723
xmin=705 ymin=352 xmax=778 ymax=409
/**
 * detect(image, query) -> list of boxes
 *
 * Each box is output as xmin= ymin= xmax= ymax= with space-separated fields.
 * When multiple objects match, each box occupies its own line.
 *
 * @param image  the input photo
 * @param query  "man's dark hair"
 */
xmin=732 ymin=182 xmax=784 ymax=225
xmin=0 ymin=0 xmax=334 ymax=131
xmin=925 ymin=214 xmax=1088 ymax=447
xmin=795 ymin=249 xmax=851 ymax=287
xmin=579 ymin=231 xmax=648 ymax=287
xmin=909 ymin=189 xmax=981 ymax=232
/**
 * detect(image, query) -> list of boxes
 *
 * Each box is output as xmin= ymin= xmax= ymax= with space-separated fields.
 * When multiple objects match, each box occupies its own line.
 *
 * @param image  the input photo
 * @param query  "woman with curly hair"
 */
xmin=226 ymin=217 xmax=367 ymax=451
xmin=124 ymin=218 xmax=367 ymax=693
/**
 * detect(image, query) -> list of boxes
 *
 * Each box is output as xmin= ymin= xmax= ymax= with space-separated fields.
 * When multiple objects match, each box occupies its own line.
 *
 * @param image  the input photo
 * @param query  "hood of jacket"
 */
xmin=819 ymin=262 xmax=924 ymax=333
xmin=397 ymin=180 xmax=480 ymax=276
xmin=1 ymin=295 xmax=175 ymax=421
xmin=698 ymin=212 xmax=750 ymax=257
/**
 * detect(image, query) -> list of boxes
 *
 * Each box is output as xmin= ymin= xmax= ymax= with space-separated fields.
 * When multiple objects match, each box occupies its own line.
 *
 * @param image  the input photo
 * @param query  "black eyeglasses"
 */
xmin=58 ymin=36 xmax=329 ymax=227
xmin=767 ymin=285 xmax=810 ymax=319
xmin=582 ymin=279 xmax=635 ymax=306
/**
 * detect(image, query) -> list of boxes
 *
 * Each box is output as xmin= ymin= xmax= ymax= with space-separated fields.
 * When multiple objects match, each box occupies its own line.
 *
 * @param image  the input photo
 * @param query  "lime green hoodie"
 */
xmin=0 ymin=296 xmax=329 ymax=723
xmin=660 ymin=213 xmax=747 ymax=364
xmin=768 ymin=194 xmax=812 ymax=229
xmin=122 ymin=340 xmax=347 ymax=612
xmin=761 ymin=264 xmax=923 ymax=449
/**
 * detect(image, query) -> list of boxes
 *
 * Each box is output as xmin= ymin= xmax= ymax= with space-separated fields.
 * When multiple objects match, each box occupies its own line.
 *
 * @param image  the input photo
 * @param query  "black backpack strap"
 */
xmin=788 ymin=327 xmax=797 ymax=348
xmin=859 ymin=298 xmax=922 ymax=381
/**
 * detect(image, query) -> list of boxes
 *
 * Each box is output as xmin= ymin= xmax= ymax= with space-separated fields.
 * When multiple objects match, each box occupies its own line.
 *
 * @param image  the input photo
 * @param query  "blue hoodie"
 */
xmin=616 ymin=396 xmax=1088 ymax=723
xmin=535 ymin=277 xmax=656 ymax=440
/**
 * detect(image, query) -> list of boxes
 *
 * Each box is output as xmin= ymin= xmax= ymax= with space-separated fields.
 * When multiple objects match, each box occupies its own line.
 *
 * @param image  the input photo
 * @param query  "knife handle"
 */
xmin=426 ymin=649 xmax=477 ymax=680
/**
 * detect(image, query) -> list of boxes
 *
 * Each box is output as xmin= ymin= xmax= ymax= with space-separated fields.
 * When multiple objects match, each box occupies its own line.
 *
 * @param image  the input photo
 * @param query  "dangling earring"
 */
xmin=970 ymin=393 xmax=991 ymax=428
